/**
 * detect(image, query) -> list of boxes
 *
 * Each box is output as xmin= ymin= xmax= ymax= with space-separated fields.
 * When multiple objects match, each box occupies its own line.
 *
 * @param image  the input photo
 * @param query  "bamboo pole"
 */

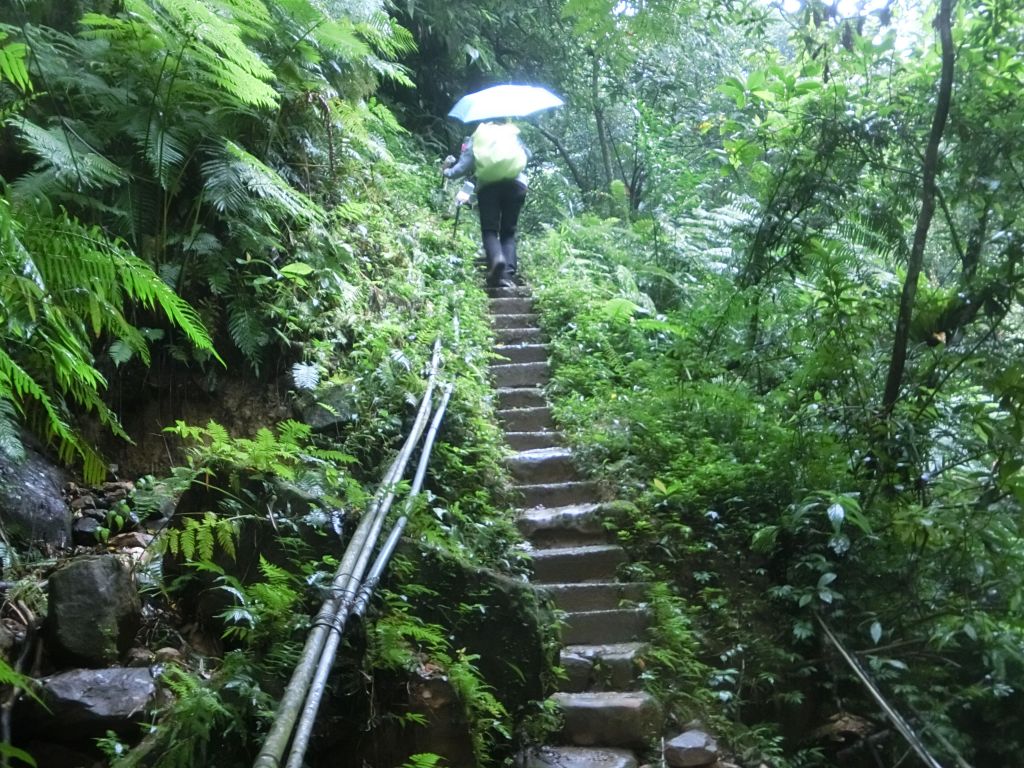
xmin=284 ymin=383 xmax=454 ymax=767
xmin=816 ymin=615 xmax=945 ymax=768
xmin=253 ymin=342 xmax=442 ymax=768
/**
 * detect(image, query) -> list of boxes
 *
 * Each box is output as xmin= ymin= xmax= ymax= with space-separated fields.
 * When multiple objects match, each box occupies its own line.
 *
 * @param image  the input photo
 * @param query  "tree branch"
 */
xmin=882 ymin=0 xmax=956 ymax=414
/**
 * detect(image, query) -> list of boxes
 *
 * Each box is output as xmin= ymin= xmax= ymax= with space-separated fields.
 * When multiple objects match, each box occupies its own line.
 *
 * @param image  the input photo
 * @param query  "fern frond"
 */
xmin=227 ymin=297 xmax=269 ymax=369
xmin=202 ymin=140 xmax=325 ymax=225
xmin=0 ymin=33 xmax=31 ymax=93
xmin=10 ymin=117 xmax=127 ymax=192
xmin=0 ymin=397 xmax=25 ymax=462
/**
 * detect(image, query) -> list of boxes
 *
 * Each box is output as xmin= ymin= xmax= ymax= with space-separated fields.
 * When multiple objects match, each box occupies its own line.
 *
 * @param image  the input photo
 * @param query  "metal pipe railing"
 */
xmin=284 ymin=382 xmax=455 ymax=768
xmin=351 ymin=382 xmax=454 ymax=620
xmin=254 ymin=342 xmax=443 ymax=768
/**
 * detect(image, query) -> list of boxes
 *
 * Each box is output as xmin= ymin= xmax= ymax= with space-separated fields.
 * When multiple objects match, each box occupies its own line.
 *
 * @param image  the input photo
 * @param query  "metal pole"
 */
xmin=816 ymin=616 xmax=945 ymax=768
xmin=254 ymin=343 xmax=442 ymax=768
xmin=284 ymin=383 xmax=454 ymax=768
xmin=351 ymin=383 xmax=454 ymax=619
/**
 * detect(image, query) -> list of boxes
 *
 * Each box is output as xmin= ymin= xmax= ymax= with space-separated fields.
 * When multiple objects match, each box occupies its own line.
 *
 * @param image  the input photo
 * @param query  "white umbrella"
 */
xmin=448 ymin=84 xmax=564 ymax=123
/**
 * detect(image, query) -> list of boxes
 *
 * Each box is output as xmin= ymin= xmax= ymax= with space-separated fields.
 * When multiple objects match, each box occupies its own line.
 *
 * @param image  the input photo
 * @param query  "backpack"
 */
xmin=471 ymin=122 xmax=527 ymax=185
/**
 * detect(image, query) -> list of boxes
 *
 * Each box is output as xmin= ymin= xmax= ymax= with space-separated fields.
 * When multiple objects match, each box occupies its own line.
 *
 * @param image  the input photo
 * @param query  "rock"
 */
xmin=664 ymin=729 xmax=718 ymax=767
xmin=0 ymin=448 xmax=71 ymax=549
xmin=72 ymin=517 xmax=103 ymax=545
xmin=47 ymin=556 xmax=141 ymax=666
xmin=35 ymin=667 xmax=157 ymax=736
xmin=108 ymin=531 xmax=153 ymax=549
xmin=126 ymin=647 xmax=155 ymax=666
xmin=154 ymin=647 xmax=183 ymax=664
xmin=298 ymin=384 xmax=359 ymax=431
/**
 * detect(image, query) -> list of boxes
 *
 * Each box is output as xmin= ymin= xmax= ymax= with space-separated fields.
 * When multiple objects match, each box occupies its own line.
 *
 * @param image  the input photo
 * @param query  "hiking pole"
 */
xmin=453 ymin=202 xmax=462 ymax=237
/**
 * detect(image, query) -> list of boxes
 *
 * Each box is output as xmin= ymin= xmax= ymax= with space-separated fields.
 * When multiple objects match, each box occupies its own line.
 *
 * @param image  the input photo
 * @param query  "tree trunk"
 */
xmin=881 ymin=0 xmax=956 ymax=414
xmin=592 ymin=54 xmax=613 ymax=190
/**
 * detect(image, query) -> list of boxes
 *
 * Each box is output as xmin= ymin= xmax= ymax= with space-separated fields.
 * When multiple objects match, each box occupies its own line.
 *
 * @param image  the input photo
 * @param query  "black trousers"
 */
xmin=476 ymin=179 xmax=527 ymax=280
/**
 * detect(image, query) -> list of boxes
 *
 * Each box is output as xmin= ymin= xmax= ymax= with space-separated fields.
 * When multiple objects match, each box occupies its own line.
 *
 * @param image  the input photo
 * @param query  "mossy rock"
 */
xmin=394 ymin=542 xmax=559 ymax=715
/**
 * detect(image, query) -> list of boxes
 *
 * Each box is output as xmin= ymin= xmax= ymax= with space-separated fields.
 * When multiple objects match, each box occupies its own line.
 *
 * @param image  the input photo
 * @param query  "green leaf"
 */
xmin=280 ymin=262 xmax=315 ymax=277
xmin=870 ymin=621 xmax=882 ymax=645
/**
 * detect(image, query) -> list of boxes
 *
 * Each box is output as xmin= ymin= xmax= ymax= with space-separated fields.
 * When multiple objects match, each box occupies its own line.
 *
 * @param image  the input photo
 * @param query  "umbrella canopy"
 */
xmin=448 ymin=84 xmax=564 ymax=123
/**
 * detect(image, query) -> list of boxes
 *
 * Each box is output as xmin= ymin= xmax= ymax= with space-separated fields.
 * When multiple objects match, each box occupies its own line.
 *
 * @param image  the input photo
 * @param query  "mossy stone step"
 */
xmin=506 ymin=431 xmax=561 ymax=451
xmin=539 ymin=582 xmax=648 ymax=612
xmin=529 ymin=544 xmax=626 ymax=584
xmin=550 ymin=691 xmax=662 ymax=749
xmin=498 ymin=406 xmax=555 ymax=433
xmin=517 ymin=503 xmax=606 ymax=547
xmin=495 ymin=326 xmax=545 ymax=344
xmin=491 ymin=313 xmax=540 ymax=330
xmin=492 ymin=362 xmax=550 ymax=388
xmin=489 ymin=297 xmax=535 ymax=314
xmin=560 ymin=642 xmax=647 ymax=693
xmin=488 ymin=285 xmax=532 ymax=299
xmin=493 ymin=343 xmax=549 ymax=364
xmin=521 ymin=746 xmax=637 ymax=768
xmin=517 ymin=481 xmax=601 ymax=509
xmin=561 ymin=607 xmax=649 ymax=645
xmin=497 ymin=387 xmax=546 ymax=410
xmin=506 ymin=447 xmax=578 ymax=485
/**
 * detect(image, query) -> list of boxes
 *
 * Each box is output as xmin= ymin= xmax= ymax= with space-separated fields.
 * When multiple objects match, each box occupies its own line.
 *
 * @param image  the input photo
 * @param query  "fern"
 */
xmin=202 ymin=140 xmax=325 ymax=224
xmin=227 ymin=297 xmax=269 ymax=370
xmin=10 ymin=117 xmax=128 ymax=193
xmin=0 ymin=397 xmax=24 ymax=462
xmin=0 ymin=31 xmax=31 ymax=93
xmin=81 ymin=0 xmax=279 ymax=109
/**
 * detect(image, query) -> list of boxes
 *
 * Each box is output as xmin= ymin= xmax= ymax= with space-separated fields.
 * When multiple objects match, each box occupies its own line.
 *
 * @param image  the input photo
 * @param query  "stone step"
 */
xmin=506 ymin=431 xmax=561 ymax=451
xmin=562 ymin=608 xmax=649 ymax=645
xmin=495 ymin=327 xmax=544 ymax=345
xmin=492 ymin=362 xmax=550 ymax=388
xmin=541 ymin=582 xmax=648 ymax=612
xmin=491 ymin=313 xmax=540 ymax=330
xmin=490 ymin=297 xmax=535 ymax=315
xmin=493 ymin=343 xmax=549 ymax=364
xmin=550 ymin=691 xmax=662 ymax=749
xmin=530 ymin=544 xmax=626 ymax=584
xmin=518 ymin=503 xmax=606 ymax=547
xmin=498 ymin=406 xmax=555 ymax=433
xmin=488 ymin=285 xmax=532 ymax=299
xmin=522 ymin=746 xmax=638 ymax=768
xmin=506 ymin=447 xmax=577 ymax=485
xmin=560 ymin=642 xmax=647 ymax=693
xmin=517 ymin=481 xmax=601 ymax=509
xmin=497 ymin=387 xmax=546 ymax=410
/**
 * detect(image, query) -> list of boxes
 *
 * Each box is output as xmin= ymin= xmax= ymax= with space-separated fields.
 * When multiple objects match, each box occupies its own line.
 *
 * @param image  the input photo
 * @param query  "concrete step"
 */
xmin=493 ymin=343 xmax=549 ymax=364
xmin=491 ymin=313 xmax=540 ymax=330
xmin=497 ymin=387 xmax=546 ymax=410
xmin=495 ymin=326 xmax=544 ymax=345
xmin=530 ymin=544 xmax=626 ymax=584
xmin=560 ymin=642 xmax=647 ymax=693
xmin=506 ymin=431 xmax=561 ymax=451
xmin=506 ymin=447 xmax=577 ymax=485
xmin=488 ymin=285 xmax=531 ymax=299
xmin=517 ymin=503 xmax=604 ymax=544
xmin=517 ymin=481 xmax=601 ymax=509
xmin=490 ymin=297 xmax=535 ymax=315
xmin=521 ymin=746 xmax=637 ymax=768
xmin=492 ymin=362 xmax=550 ymax=388
xmin=498 ymin=406 xmax=555 ymax=432
xmin=562 ymin=608 xmax=649 ymax=645
xmin=541 ymin=582 xmax=648 ymax=612
xmin=550 ymin=691 xmax=662 ymax=749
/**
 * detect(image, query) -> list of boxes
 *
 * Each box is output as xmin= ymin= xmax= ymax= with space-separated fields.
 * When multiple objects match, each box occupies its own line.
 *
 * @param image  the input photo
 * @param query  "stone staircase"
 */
xmin=489 ymin=285 xmax=663 ymax=768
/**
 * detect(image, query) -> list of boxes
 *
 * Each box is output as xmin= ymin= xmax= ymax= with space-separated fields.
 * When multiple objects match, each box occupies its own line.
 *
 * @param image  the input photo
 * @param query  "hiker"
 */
xmin=443 ymin=120 xmax=530 ymax=288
